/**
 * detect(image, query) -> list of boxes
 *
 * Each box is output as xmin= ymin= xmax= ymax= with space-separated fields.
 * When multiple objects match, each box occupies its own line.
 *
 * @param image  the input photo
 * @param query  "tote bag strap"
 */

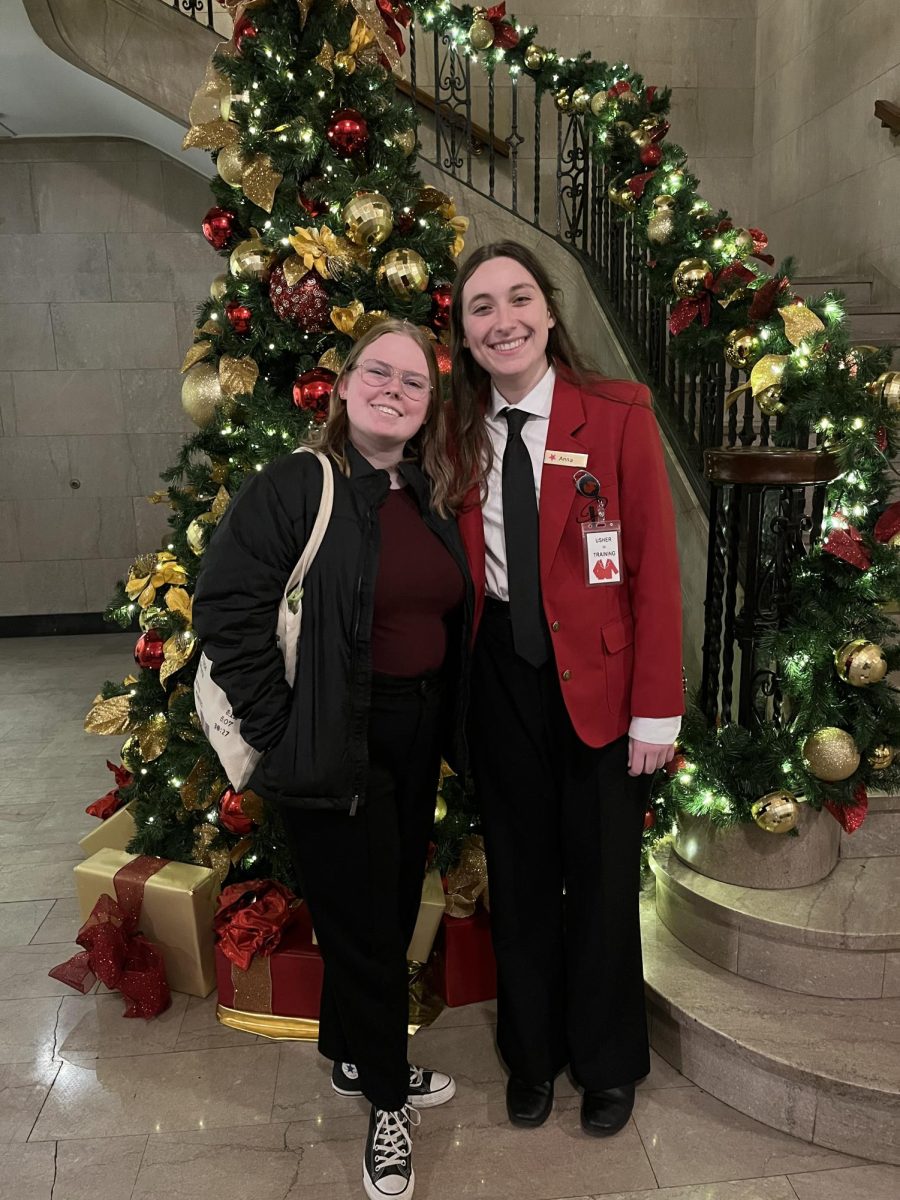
xmin=283 ymin=447 xmax=334 ymax=601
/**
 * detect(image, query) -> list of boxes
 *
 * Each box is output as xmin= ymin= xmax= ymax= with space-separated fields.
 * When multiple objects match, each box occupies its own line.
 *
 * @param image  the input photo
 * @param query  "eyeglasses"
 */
xmin=356 ymin=359 xmax=431 ymax=402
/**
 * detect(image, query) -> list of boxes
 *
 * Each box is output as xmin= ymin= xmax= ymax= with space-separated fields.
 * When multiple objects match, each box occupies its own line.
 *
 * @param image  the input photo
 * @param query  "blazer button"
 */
xmin=551 ymin=620 xmax=560 ymax=632
xmin=561 ymin=669 xmax=571 ymax=681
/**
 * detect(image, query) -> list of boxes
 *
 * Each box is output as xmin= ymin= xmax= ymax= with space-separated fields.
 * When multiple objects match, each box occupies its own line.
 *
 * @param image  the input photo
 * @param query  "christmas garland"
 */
xmin=405 ymin=1 xmax=900 ymax=838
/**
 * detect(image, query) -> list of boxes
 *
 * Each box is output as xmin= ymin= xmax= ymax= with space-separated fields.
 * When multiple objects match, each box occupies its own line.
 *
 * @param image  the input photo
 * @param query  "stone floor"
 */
xmin=1 ymin=634 xmax=899 ymax=1200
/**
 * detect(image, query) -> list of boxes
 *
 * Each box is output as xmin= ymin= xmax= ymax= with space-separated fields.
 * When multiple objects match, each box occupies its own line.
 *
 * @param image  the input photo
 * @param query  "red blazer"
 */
xmin=458 ymin=369 xmax=684 ymax=749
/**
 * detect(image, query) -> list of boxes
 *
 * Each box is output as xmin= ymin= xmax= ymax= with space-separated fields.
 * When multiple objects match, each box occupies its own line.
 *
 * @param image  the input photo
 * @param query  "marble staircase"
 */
xmin=643 ymin=804 xmax=900 ymax=1166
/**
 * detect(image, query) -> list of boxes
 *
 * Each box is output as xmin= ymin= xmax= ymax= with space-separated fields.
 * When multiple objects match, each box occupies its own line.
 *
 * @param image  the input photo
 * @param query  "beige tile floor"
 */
xmin=1 ymin=634 xmax=899 ymax=1199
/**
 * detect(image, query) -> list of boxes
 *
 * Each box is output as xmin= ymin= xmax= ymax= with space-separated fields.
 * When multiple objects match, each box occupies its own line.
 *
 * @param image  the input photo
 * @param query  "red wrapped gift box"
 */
xmin=431 ymin=910 xmax=497 ymax=1007
xmin=216 ymin=902 xmax=323 ymax=1039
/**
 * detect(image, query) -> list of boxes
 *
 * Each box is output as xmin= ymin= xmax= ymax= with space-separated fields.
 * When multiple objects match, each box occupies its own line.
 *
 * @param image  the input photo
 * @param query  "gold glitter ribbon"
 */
xmin=444 ymin=835 xmax=490 ymax=918
xmin=160 ymin=629 xmax=197 ymax=687
xmin=181 ymin=342 xmax=213 ymax=374
xmin=780 ymin=302 xmax=825 ymax=348
xmin=84 ymin=693 xmax=132 ymax=736
xmin=241 ymin=153 xmax=283 ymax=213
xmin=231 ymin=955 xmax=274 ymax=1012
xmin=350 ymin=0 xmax=401 ymax=71
xmin=133 ymin=713 xmax=170 ymax=762
xmin=219 ymin=355 xmax=260 ymax=399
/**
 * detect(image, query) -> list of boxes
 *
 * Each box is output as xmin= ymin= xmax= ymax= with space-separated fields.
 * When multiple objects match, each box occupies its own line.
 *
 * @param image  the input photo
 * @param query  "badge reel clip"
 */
xmin=574 ymin=470 xmax=622 ymax=586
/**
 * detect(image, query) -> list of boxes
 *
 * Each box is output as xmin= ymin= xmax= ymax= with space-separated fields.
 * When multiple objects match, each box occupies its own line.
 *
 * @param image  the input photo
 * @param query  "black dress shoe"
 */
xmin=506 ymin=1077 xmax=553 ymax=1127
xmin=580 ymin=1084 xmax=635 ymax=1136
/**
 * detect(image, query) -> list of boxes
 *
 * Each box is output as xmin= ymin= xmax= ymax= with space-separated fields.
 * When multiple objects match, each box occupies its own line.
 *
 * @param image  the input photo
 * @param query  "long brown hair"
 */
xmin=309 ymin=319 xmax=458 ymax=516
xmin=449 ymin=240 xmax=594 ymax=496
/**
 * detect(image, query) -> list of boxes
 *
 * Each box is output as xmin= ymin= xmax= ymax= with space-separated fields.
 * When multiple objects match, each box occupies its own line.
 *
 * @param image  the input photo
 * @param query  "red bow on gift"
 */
xmin=484 ymin=3 xmax=520 ymax=49
xmin=376 ymin=0 xmax=412 ymax=58
xmin=214 ymin=878 xmax=299 ymax=971
xmin=86 ymin=760 xmax=133 ymax=820
xmin=825 ymin=784 xmax=868 ymax=834
xmin=49 ymin=856 xmax=170 ymax=1019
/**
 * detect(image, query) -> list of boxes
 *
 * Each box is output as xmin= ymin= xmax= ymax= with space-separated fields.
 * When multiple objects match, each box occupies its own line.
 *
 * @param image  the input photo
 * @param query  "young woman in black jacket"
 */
xmin=193 ymin=320 xmax=473 ymax=1200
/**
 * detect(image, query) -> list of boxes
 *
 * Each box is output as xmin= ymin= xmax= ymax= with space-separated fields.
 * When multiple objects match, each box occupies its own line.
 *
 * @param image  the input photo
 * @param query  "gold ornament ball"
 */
xmin=554 ymin=88 xmax=571 ymax=112
xmin=342 ymin=192 xmax=394 ymax=248
xmin=186 ymin=515 xmax=215 ymax=557
xmin=673 ymin=257 xmax=711 ymax=299
xmin=210 ymin=273 xmax=228 ymax=303
xmin=732 ymin=227 xmax=754 ymax=256
xmin=653 ymin=194 xmax=676 ymax=211
xmin=724 ymin=327 xmax=760 ymax=369
xmin=647 ymin=208 xmax=675 ymax=246
xmin=469 ymin=16 xmax=495 ymax=51
xmin=216 ymin=144 xmax=249 ymax=187
xmin=589 ymin=89 xmax=608 ymax=116
xmin=434 ymin=794 xmax=448 ymax=823
xmin=866 ymin=371 xmax=900 ymax=410
xmin=395 ymin=128 xmax=416 ymax=157
xmin=524 ymin=44 xmax=546 ymax=71
xmin=889 ymin=531 xmax=900 ymax=551
xmin=571 ymin=86 xmax=592 ymax=114
xmin=619 ymin=86 xmax=640 ymax=106
xmin=629 ymin=125 xmax=654 ymax=148
xmin=751 ymin=790 xmax=800 ymax=834
xmin=757 ymin=385 xmax=786 ymax=416
xmin=834 ymin=638 xmax=888 ymax=687
xmin=229 ymin=237 xmax=276 ymax=282
xmin=868 ymin=743 xmax=895 ymax=771
xmin=182 ymin=362 xmax=225 ymax=429
xmin=691 ymin=198 xmax=712 ymax=218
xmin=377 ymin=248 xmax=429 ymax=296
xmin=613 ymin=119 xmax=634 ymax=137
xmin=120 ymin=734 xmax=143 ymax=774
xmin=803 ymin=727 xmax=861 ymax=782
xmin=608 ymin=181 xmax=635 ymax=212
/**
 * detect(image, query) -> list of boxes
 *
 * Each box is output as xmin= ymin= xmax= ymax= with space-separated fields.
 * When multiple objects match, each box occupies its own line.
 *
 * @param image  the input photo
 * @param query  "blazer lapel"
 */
xmin=539 ymin=375 xmax=588 ymax=574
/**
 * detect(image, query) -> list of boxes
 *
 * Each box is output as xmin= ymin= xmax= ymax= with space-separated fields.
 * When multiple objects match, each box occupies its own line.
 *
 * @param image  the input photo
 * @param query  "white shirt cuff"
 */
xmin=628 ymin=715 xmax=682 ymax=745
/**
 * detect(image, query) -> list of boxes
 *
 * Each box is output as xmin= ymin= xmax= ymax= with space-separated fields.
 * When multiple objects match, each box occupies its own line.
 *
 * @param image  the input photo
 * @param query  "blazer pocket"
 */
xmin=601 ymin=614 xmax=635 ymax=718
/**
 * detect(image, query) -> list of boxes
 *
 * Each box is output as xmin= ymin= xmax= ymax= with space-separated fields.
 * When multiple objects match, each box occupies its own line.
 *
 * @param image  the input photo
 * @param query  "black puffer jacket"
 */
xmin=192 ymin=445 xmax=473 ymax=812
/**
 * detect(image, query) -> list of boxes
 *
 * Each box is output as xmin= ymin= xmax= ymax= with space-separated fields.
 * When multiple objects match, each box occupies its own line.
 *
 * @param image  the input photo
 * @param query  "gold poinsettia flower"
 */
xmin=449 ymin=214 xmax=469 ymax=259
xmin=125 ymin=552 xmax=188 ymax=609
xmin=288 ymin=225 xmax=337 ymax=278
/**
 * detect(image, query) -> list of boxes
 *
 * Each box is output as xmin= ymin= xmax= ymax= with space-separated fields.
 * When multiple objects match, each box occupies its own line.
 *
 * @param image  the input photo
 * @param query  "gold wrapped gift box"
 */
xmin=74 ymin=848 xmax=220 ymax=997
xmin=78 ymin=803 xmax=137 ymax=857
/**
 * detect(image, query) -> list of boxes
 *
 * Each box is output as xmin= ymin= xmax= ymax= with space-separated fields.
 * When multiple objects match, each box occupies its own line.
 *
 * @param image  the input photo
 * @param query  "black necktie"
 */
xmin=502 ymin=408 xmax=550 ymax=667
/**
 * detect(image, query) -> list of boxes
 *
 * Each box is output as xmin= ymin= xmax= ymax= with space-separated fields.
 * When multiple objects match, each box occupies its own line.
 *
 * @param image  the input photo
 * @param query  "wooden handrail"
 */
xmin=875 ymin=100 xmax=900 ymax=134
xmin=395 ymin=77 xmax=510 ymax=158
xmin=704 ymin=447 xmax=841 ymax=487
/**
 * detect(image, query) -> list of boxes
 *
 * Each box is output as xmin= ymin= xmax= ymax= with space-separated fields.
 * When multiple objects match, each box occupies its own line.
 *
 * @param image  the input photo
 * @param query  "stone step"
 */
xmin=793 ymin=275 xmax=874 ymax=306
xmin=642 ymin=897 xmax=900 ymax=1166
xmin=650 ymin=844 xmax=900 ymax=998
xmin=841 ymin=791 xmax=900 ymax=858
xmin=843 ymin=305 xmax=900 ymax=343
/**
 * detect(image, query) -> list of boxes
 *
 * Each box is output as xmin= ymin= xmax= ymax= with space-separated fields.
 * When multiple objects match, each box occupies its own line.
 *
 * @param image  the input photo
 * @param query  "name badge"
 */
xmin=544 ymin=449 xmax=589 ymax=468
xmin=584 ymin=524 xmax=622 ymax=586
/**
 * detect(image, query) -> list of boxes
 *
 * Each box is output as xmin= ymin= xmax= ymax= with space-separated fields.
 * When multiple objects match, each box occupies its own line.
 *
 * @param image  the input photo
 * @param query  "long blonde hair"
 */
xmin=311 ymin=319 xmax=458 ymax=516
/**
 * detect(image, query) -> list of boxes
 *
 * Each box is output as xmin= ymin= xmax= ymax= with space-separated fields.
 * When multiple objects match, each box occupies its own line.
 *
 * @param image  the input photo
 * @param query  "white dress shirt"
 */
xmin=484 ymin=364 xmax=681 ymax=747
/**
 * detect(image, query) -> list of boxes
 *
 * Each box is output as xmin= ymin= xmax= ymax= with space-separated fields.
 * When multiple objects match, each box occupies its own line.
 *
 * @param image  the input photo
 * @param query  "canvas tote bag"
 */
xmin=194 ymin=448 xmax=334 ymax=791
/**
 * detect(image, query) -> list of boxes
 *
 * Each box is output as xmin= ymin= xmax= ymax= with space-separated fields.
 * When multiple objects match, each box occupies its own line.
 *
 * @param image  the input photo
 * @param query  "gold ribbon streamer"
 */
xmin=444 ymin=835 xmax=490 ymax=919
xmin=84 ymin=694 xmax=133 ymax=736
xmin=349 ymin=0 xmax=401 ymax=71
xmin=241 ymin=153 xmax=283 ymax=213
xmin=160 ymin=629 xmax=197 ymax=687
xmin=134 ymin=713 xmax=170 ymax=762
xmin=182 ymin=119 xmax=240 ymax=152
xmin=219 ymin=355 xmax=260 ymax=399
xmin=780 ymin=303 xmax=825 ymax=348
xmin=181 ymin=342 xmax=213 ymax=374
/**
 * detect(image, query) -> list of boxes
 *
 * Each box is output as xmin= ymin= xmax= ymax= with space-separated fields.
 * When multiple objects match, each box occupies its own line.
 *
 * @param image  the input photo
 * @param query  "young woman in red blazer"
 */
xmin=450 ymin=241 xmax=683 ymax=1136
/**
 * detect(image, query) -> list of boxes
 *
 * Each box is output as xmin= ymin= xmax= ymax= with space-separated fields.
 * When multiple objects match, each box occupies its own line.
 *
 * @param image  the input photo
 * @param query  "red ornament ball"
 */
xmin=134 ymin=629 xmax=165 ymax=671
xmin=218 ymin=787 xmax=255 ymax=836
xmin=293 ymin=367 xmax=336 ymax=422
xmin=299 ymin=190 xmax=328 ymax=219
xmin=640 ymin=144 xmax=663 ymax=167
xmin=268 ymin=265 xmax=331 ymax=332
xmin=202 ymin=206 xmax=238 ymax=251
xmin=643 ymin=808 xmax=656 ymax=831
xmin=664 ymin=752 xmax=687 ymax=777
xmin=395 ymin=209 xmax=415 ymax=235
xmin=233 ymin=15 xmax=257 ymax=52
xmin=430 ymin=283 xmax=453 ymax=332
xmin=433 ymin=343 xmax=451 ymax=375
xmin=225 ymin=300 xmax=252 ymax=335
xmin=326 ymin=109 xmax=370 ymax=158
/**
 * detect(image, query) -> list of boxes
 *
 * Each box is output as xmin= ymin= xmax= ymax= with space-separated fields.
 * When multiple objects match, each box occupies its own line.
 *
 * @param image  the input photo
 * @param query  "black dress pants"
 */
xmin=469 ymin=603 xmax=651 ymax=1091
xmin=279 ymin=672 xmax=444 ymax=1111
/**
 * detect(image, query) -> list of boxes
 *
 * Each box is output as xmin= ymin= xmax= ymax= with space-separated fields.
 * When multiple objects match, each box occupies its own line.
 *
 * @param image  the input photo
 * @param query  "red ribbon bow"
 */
xmin=484 ymin=3 xmax=520 ymax=49
xmin=874 ymin=500 xmax=900 ymax=545
xmin=85 ymin=760 xmax=133 ymax=820
xmin=376 ymin=0 xmax=412 ymax=58
xmin=748 ymin=227 xmax=775 ymax=265
xmin=214 ymin=878 xmax=298 ymax=971
xmin=626 ymin=170 xmax=656 ymax=200
xmin=49 ymin=856 xmax=170 ymax=1019
xmin=748 ymin=275 xmax=791 ymax=322
xmin=822 ymin=516 xmax=872 ymax=570
xmin=669 ymin=291 xmax=712 ymax=336
xmin=825 ymin=784 xmax=868 ymax=834
xmin=711 ymin=261 xmax=756 ymax=299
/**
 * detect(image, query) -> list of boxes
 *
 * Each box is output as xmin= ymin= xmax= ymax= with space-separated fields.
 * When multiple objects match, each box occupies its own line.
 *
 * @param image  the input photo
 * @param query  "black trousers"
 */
xmin=280 ymin=672 xmax=444 ymax=1111
xmin=469 ymin=603 xmax=651 ymax=1091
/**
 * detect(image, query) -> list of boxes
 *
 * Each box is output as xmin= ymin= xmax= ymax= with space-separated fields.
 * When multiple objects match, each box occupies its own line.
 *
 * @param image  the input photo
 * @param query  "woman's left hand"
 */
xmin=628 ymin=739 xmax=675 ymax=776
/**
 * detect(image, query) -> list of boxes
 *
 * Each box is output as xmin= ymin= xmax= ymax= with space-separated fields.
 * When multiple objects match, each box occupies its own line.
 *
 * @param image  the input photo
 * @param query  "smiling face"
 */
xmin=339 ymin=331 xmax=432 ymax=457
xmin=460 ymin=256 xmax=556 ymax=402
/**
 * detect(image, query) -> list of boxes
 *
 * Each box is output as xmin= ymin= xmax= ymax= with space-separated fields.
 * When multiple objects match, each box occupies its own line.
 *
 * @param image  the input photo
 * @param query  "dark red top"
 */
xmin=371 ymin=486 xmax=465 ymax=676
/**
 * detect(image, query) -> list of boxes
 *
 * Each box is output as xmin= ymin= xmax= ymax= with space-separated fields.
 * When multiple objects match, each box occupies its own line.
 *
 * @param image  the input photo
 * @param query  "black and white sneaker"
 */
xmin=363 ymin=1104 xmax=419 ymax=1200
xmin=333 ymin=1061 xmax=456 ymax=1108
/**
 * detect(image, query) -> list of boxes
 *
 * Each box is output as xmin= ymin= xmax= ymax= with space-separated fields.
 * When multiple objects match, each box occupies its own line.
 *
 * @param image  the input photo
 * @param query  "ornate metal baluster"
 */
xmin=488 ymin=73 xmax=496 ymax=199
xmin=720 ymin=484 xmax=743 ymax=723
xmin=700 ymin=483 xmax=729 ymax=722
xmin=507 ymin=73 xmax=523 ymax=215
xmin=533 ymin=87 xmax=542 ymax=226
